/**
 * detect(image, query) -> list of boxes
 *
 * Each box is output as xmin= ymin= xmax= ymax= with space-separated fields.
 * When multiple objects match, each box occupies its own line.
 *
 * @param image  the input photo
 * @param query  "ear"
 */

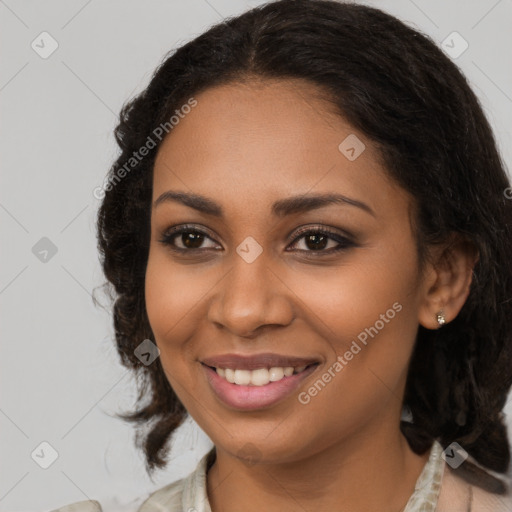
xmin=418 ymin=235 xmax=479 ymax=330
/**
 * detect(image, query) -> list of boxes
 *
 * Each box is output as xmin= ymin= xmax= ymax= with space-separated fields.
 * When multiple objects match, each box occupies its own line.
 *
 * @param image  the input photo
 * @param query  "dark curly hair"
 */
xmin=95 ymin=0 xmax=512 ymax=482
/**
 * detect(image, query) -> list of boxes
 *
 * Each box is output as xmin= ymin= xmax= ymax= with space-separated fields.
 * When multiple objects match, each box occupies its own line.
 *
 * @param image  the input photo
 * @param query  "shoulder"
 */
xmin=48 ymin=478 xmax=191 ymax=512
xmin=49 ymin=501 xmax=102 ymax=512
xmin=49 ymin=474 xmax=198 ymax=512
xmin=136 ymin=477 xmax=187 ymax=511
xmin=136 ymin=472 xmax=202 ymax=511
xmin=437 ymin=460 xmax=512 ymax=511
xmin=471 ymin=480 xmax=512 ymax=512
xmin=137 ymin=448 xmax=215 ymax=512
xmin=49 ymin=449 xmax=215 ymax=512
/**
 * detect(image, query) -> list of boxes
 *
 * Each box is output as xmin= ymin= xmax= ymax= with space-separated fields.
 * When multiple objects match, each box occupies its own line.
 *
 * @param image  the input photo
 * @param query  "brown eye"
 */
xmin=179 ymin=231 xmax=205 ymax=249
xmin=159 ymin=225 xmax=220 ymax=251
xmin=288 ymin=227 xmax=355 ymax=254
xmin=304 ymin=233 xmax=329 ymax=251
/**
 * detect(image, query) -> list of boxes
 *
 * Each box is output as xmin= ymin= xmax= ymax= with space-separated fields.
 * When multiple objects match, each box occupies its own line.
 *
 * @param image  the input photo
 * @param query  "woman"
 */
xmin=53 ymin=0 xmax=512 ymax=510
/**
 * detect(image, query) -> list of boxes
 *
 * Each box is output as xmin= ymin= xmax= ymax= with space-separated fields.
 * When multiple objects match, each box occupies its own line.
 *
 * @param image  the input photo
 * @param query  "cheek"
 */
xmin=144 ymin=249 xmax=207 ymax=402
xmin=284 ymin=262 xmax=419 ymax=451
xmin=288 ymin=239 xmax=420 ymax=393
xmin=144 ymin=245 xmax=233 ymax=396
xmin=288 ymin=243 xmax=418 ymax=343
xmin=144 ymin=248 xmax=205 ymax=357
xmin=145 ymin=240 xmax=222 ymax=325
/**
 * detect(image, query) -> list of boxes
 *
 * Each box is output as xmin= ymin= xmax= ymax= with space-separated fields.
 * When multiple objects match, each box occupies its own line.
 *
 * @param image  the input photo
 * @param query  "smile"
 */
xmin=201 ymin=362 xmax=320 ymax=410
xmin=209 ymin=364 xmax=312 ymax=386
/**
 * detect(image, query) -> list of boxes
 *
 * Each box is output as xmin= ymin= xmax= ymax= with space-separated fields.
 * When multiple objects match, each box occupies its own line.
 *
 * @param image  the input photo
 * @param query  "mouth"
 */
xmin=201 ymin=362 xmax=319 ymax=386
xmin=200 ymin=361 xmax=321 ymax=411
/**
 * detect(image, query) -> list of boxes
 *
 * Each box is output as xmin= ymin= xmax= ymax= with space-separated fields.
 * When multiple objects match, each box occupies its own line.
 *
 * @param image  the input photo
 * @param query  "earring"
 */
xmin=436 ymin=309 xmax=446 ymax=327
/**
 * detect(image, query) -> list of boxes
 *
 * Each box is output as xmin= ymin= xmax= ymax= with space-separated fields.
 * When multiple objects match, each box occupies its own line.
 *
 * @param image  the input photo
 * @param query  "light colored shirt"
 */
xmin=50 ymin=440 xmax=512 ymax=511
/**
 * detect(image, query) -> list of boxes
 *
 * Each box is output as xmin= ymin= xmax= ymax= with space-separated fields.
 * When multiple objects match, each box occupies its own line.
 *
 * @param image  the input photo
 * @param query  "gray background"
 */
xmin=1 ymin=0 xmax=511 ymax=510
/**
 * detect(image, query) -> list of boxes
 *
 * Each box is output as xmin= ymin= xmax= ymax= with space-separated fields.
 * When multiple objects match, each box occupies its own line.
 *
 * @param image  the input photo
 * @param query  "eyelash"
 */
xmin=158 ymin=224 xmax=355 ymax=256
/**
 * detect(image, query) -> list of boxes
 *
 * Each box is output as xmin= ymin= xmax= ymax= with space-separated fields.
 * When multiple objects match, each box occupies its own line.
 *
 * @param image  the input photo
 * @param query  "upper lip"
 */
xmin=201 ymin=353 xmax=320 ymax=370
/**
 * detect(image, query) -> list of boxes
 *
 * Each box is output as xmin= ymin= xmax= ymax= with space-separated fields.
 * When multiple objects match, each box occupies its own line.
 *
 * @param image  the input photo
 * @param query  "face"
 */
xmin=145 ymin=78 xmax=428 ymax=464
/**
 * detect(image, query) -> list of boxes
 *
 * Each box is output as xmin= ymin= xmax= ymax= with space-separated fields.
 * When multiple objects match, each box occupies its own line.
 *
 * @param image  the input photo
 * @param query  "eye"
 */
xmin=287 ymin=226 xmax=355 ymax=254
xmin=158 ymin=224 xmax=220 ymax=251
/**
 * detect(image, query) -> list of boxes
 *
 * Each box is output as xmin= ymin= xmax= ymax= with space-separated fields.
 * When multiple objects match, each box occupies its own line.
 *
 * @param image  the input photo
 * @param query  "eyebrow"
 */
xmin=152 ymin=190 xmax=375 ymax=218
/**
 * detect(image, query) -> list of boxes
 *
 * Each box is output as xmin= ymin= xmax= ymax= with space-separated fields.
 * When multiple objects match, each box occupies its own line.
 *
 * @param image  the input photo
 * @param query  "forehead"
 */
xmin=152 ymin=78 xmax=410 ymax=220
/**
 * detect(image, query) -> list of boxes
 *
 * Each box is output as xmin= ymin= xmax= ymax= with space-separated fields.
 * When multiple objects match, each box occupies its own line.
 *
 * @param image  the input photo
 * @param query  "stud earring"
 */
xmin=436 ymin=309 xmax=446 ymax=327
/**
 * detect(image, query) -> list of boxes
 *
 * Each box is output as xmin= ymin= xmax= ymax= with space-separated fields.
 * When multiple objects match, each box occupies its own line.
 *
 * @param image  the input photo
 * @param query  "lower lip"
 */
xmin=201 ymin=363 xmax=319 ymax=411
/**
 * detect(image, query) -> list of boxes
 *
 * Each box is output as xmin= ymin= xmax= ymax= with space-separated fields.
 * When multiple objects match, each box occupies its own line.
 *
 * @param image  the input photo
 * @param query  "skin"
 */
xmin=145 ymin=78 xmax=477 ymax=512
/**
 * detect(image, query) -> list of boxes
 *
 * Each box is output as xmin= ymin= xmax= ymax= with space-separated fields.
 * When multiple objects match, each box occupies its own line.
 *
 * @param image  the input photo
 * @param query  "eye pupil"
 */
xmin=306 ymin=233 xmax=328 ymax=250
xmin=182 ymin=232 xmax=204 ymax=248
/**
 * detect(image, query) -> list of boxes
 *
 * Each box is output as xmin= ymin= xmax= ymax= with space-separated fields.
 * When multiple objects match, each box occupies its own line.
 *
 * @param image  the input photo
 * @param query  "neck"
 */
xmin=206 ymin=420 xmax=430 ymax=512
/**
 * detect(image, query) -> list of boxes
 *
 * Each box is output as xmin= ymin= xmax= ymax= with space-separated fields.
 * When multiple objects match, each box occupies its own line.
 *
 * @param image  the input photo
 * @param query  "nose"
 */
xmin=207 ymin=253 xmax=295 ymax=338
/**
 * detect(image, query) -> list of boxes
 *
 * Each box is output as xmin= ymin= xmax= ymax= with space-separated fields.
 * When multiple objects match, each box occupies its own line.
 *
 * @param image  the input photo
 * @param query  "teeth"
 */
xmin=269 ymin=367 xmax=284 ymax=381
xmin=214 ymin=365 xmax=310 ymax=386
xmin=251 ymin=368 xmax=271 ymax=386
xmin=234 ymin=369 xmax=251 ymax=385
xmin=225 ymin=368 xmax=235 ymax=383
